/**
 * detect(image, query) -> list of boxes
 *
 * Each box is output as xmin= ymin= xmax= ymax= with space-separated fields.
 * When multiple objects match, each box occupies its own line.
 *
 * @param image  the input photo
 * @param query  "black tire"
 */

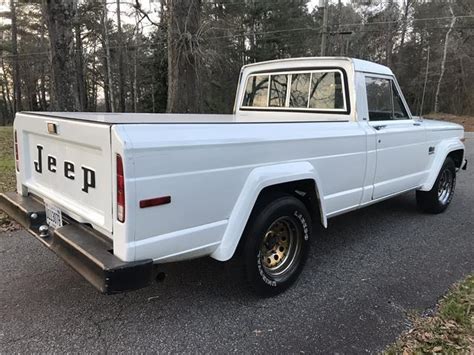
xmin=242 ymin=193 xmax=311 ymax=297
xmin=416 ymin=157 xmax=456 ymax=214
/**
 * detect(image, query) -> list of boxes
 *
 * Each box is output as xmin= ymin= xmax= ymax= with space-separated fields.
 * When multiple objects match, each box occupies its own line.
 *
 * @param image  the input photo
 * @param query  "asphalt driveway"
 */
xmin=1 ymin=137 xmax=473 ymax=353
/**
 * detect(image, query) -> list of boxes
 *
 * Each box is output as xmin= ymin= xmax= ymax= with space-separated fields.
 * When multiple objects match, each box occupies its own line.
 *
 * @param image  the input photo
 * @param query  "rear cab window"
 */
xmin=241 ymin=69 xmax=348 ymax=113
xmin=243 ymin=75 xmax=269 ymax=107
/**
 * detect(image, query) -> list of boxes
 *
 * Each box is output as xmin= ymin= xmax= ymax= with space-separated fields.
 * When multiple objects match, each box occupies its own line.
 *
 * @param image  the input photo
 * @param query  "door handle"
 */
xmin=413 ymin=122 xmax=422 ymax=126
xmin=373 ymin=125 xmax=387 ymax=131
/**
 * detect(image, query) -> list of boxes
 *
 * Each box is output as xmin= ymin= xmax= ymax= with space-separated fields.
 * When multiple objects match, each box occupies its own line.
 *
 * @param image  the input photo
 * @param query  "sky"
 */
xmin=0 ymin=0 xmax=324 ymax=42
xmin=123 ymin=0 xmax=323 ymax=27
xmin=0 ymin=0 xmax=405 ymax=32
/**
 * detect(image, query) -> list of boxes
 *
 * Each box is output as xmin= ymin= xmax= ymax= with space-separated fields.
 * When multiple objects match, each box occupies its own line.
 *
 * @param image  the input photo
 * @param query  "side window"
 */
xmin=365 ymin=77 xmax=393 ymax=121
xmin=392 ymin=82 xmax=409 ymax=119
xmin=242 ymin=75 xmax=269 ymax=107
xmin=309 ymin=71 xmax=344 ymax=109
xmin=269 ymin=75 xmax=288 ymax=107
xmin=289 ymin=73 xmax=311 ymax=108
xmin=366 ymin=77 xmax=410 ymax=121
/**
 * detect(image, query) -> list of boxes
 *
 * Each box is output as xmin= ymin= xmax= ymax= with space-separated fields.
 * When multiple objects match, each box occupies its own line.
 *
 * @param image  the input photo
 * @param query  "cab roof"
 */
xmin=242 ymin=57 xmax=393 ymax=76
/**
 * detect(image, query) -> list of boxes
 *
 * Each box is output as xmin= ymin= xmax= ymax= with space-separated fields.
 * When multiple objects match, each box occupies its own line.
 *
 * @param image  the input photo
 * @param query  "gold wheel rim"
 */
xmin=259 ymin=216 xmax=302 ymax=278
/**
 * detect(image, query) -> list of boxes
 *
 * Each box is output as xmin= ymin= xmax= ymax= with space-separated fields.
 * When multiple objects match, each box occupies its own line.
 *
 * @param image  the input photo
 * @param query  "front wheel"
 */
xmin=416 ymin=157 xmax=456 ymax=214
xmin=242 ymin=194 xmax=311 ymax=297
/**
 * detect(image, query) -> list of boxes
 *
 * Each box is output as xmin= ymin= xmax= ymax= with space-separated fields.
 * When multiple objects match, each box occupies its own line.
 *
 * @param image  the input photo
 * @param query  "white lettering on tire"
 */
xmin=294 ymin=210 xmax=309 ymax=240
xmin=257 ymin=209 xmax=309 ymax=287
xmin=257 ymin=251 xmax=277 ymax=287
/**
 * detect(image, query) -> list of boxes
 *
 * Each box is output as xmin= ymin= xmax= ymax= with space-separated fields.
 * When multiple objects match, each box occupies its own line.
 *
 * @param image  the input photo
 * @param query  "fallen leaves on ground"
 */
xmin=0 ymin=213 xmax=20 ymax=233
xmin=385 ymin=275 xmax=474 ymax=354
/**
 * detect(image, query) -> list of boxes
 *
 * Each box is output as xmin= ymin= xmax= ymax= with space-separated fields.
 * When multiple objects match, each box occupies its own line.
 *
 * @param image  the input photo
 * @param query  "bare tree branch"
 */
xmin=133 ymin=0 xmax=160 ymax=27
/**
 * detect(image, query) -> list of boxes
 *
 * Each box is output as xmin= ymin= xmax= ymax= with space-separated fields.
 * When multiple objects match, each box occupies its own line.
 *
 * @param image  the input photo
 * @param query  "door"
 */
xmin=364 ymin=75 xmax=428 ymax=199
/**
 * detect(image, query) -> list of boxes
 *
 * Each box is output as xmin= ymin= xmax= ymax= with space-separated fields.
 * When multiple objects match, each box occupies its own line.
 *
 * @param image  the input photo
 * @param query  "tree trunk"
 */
xmin=167 ymin=0 xmax=202 ymax=113
xmin=10 ymin=0 xmax=22 ymax=114
xmin=434 ymin=5 xmax=456 ymax=113
xmin=43 ymin=0 xmax=79 ymax=111
xmin=420 ymin=46 xmax=430 ymax=116
xmin=132 ymin=13 xmax=139 ymax=113
xmin=0 ymin=59 xmax=9 ymax=125
xmin=90 ymin=42 xmax=98 ymax=111
xmin=133 ymin=50 xmax=138 ymax=112
xmin=101 ymin=0 xmax=113 ymax=112
xmin=320 ymin=0 xmax=328 ymax=56
xmin=151 ymin=82 xmax=156 ymax=113
xmin=74 ymin=7 xmax=88 ymax=111
xmin=39 ymin=17 xmax=48 ymax=111
xmin=399 ymin=0 xmax=411 ymax=50
xmin=1 ymin=58 xmax=13 ymax=120
xmin=39 ymin=72 xmax=48 ymax=110
xmin=24 ymin=75 xmax=38 ymax=111
xmin=116 ymin=0 xmax=126 ymax=112
xmin=337 ymin=0 xmax=343 ymax=56
xmin=385 ymin=0 xmax=395 ymax=67
xmin=0 ymin=81 xmax=7 ymax=125
xmin=459 ymin=57 xmax=467 ymax=114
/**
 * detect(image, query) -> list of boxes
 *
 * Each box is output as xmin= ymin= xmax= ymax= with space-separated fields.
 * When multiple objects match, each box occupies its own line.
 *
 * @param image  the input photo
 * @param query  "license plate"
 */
xmin=44 ymin=200 xmax=63 ymax=229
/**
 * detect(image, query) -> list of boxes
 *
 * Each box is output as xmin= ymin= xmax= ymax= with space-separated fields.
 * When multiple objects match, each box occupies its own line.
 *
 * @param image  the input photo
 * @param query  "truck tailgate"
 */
xmin=15 ymin=113 xmax=113 ymax=234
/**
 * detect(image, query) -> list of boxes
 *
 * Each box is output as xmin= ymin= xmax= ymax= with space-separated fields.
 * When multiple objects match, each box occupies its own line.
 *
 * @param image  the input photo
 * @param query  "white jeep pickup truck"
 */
xmin=1 ymin=57 xmax=467 ymax=296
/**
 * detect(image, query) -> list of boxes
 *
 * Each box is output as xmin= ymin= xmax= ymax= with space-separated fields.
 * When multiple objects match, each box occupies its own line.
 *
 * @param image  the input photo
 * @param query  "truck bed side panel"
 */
xmin=120 ymin=122 xmax=367 ymax=262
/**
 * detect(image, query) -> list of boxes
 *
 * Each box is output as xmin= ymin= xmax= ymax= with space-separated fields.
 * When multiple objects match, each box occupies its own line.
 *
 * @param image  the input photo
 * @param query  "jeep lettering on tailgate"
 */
xmin=33 ymin=144 xmax=96 ymax=193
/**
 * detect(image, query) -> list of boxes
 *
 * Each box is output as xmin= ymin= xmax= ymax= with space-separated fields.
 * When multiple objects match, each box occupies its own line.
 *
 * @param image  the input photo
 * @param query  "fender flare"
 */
xmin=419 ymin=139 xmax=465 ymax=191
xmin=210 ymin=161 xmax=326 ymax=261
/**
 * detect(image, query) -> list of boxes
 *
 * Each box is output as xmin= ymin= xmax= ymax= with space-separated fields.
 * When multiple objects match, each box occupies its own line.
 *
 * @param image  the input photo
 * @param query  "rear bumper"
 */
xmin=0 ymin=191 xmax=154 ymax=294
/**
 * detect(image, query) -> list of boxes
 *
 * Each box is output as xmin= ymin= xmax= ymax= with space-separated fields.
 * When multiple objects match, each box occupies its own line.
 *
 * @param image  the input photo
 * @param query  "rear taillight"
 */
xmin=14 ymin=130 xmax=19 ymax=172
xmin=116 ymin=154 xmax=125 ymax=222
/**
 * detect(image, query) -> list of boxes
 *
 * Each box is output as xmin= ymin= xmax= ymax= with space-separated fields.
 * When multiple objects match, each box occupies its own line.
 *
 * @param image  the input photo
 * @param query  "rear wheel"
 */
xmin=416 ymin=157 xmax=456 ymax=214
xmin=242 ymin=194 xmax=311 ymax=297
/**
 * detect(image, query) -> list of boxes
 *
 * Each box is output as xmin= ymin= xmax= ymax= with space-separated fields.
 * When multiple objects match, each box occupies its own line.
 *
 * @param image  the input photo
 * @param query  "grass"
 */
xmin=0 ymin=126 xmax=18 ymax=230
xmin=385 ymin=275 xmax=474 ymax=354
xmin=0 ymin=126 xmax=15 ymax=192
